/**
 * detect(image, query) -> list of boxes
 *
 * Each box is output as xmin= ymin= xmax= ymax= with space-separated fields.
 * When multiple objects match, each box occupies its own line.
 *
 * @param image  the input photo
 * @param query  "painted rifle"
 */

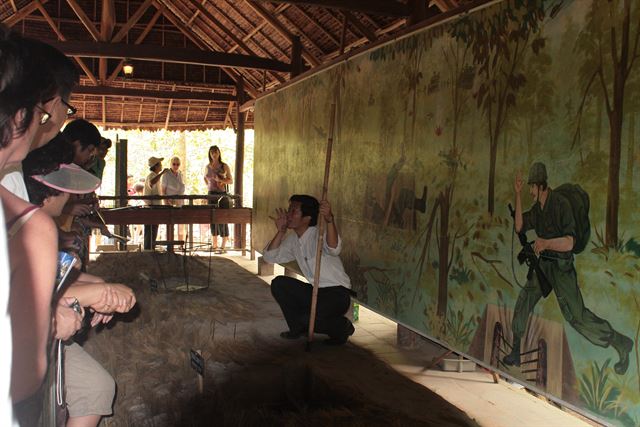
xmin=508 ymin=203 xmax=552 ymax=298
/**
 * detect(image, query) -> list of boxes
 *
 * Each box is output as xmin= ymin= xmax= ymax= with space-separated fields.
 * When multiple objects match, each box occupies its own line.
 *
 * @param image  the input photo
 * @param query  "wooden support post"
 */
xmin=257 ymin=256 xmax=274 ymax=276
xmin=234 ymin=78 xmax=245 ymax=250
xmin=114 ymin=139 xmax=128 ymax=250
xmin=407 ymin=0 xmax=428 ymax=26
xmin=290 ymin=35 xmax=302 ymax=78
xmin=339 ymin=13 xmax=348 ymax=55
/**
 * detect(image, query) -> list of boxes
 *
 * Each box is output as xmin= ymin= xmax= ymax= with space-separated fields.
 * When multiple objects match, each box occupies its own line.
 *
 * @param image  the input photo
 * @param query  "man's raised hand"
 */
xmin=270 ymin=208 xmax=288 ymax=233
xmin=514 ymin=171 xmax=523 ymax=194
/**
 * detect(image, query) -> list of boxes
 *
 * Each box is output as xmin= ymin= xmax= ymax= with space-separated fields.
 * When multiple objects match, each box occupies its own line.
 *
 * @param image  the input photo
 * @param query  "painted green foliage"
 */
xmin=253 ymin=0 xmax=640 ymax=424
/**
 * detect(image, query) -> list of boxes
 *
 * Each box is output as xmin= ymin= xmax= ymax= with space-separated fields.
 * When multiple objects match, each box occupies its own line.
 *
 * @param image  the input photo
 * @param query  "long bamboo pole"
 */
xmin=306 ymin=82 xmax=339 ymax=350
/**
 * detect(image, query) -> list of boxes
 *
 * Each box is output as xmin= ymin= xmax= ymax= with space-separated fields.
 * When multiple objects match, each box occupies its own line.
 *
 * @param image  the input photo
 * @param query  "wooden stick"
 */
xmin=306 ymin=83 xmax=339 ymax=350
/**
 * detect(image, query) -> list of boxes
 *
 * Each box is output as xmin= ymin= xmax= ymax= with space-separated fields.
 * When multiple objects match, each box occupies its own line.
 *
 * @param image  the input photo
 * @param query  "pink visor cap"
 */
xmin=31 ymin=163 xmax=101 ymax=194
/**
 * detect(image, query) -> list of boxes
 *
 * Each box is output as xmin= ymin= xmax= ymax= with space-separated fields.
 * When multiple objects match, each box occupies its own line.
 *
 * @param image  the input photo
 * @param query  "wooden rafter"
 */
xmin=9 ymin=0 xmax=18 ymax=13
xmin=102 ymin=95 xmax=106 ymax=125
xmin=108 ymin=6 xmax=162 ymax=83
xmin=251 ymin=0 xmax=410 ymax=17
xmin=324 ymin=18 xmax=405 ymax=60
xmin=430 ymin=0 xmax=459 ymax=12
xmin=214 ymin=2 xmax=287 ymax=60
xmin=2 ymin=0 xmax=49 ymax=27
xmin=47 ymin=40 xmax=292 ymax=73
xmin=191 ymin=1 xmax=260 ymax=57
xmin=291 ymin=4 xmax=340 ymax=47
xmin=154 ymin=0 xmax=260 ymax=97
xmin=186 ymin=0 xmax=206 ymax=25
xmin=324 ymin=9 xmax=357 ymax=41
xmin=358 ymin=12 xmax=381 ymax=31
xmin=223 ymin=1 xmax=290 ymax=54
xmin=339 ymin=12 xmax=348 ymax=54
xmin=342 ymin=11 xmax=375 ymax=42
xmin=111 ymin=0 xmax=154 ymax=43
xmin=278 ymin=9 xmax=325 ymax=55
xmin=194 ymin=2 xmax=285 ymax=84
xmin=165 ymin=96 xmax=173 ymax=129
xmin=35 ymin=1 xmax=98 ymax=85
xmin=73 ymin=85 xmax=236 ymax=102
xmin=245 ymin=0 xmax=320 ymax=67
xmin=97 ymin=121 xmax=230 ymax=129
xmin=224 ymin=101 xmax=236 ymax=132
xmin=99 ymin=0 xmax=116 ymax=82
xmin=65 ymin=0 xmax=101 ymax=41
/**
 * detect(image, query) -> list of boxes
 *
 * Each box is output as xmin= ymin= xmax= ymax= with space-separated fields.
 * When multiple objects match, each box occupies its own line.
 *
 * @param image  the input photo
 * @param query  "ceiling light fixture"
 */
xmin=122 ymin=59 xmax=134 ymax=77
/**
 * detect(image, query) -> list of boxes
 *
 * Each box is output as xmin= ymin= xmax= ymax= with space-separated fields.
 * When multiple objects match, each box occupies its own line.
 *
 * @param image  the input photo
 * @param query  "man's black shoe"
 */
xmin=324 ymin=323 xmax=355 ymax=346
xmin=280 ymin=330 xmax=304 ymax=339
xmin=502 ymin=338 xmax=521 ymax=367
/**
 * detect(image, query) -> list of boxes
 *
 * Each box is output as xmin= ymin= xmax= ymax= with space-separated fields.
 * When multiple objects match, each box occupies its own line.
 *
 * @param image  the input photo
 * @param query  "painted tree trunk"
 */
xmin=625 ymin=112 xmax=635 ymax=191
xmin=437 ymin=189 xmax=450 ymax=318
xmin=606 ymin=98 xmax=623 ymax=248
xmin=487 ymin=140 xmax=498 ymax=215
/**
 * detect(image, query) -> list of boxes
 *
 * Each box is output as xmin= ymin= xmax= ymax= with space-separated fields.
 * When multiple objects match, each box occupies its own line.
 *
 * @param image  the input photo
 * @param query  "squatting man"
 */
xmin=263 ymin=195 xmax=355 ymax=345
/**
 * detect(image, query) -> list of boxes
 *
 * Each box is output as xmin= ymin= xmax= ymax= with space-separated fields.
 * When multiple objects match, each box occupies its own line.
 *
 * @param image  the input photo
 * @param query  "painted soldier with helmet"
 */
xmin=504 ymin=162 xmax=633 ymax=375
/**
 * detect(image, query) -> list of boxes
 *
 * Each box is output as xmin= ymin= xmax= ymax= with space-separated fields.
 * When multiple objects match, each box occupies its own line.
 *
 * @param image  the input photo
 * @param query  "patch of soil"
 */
xmin=81 ymin=252 xmax=477 ymax=426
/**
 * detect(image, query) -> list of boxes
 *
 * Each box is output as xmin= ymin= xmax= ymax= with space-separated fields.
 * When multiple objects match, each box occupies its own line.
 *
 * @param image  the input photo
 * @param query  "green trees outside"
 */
xmin=98 ymin=128 xmax=254 ymax=207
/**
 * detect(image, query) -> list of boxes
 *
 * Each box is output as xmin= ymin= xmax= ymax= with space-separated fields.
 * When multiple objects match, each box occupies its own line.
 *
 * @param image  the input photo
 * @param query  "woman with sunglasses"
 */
xmin=161 ymin=156 xmax=186 ymax=207
xmin=0 ymin=28 xmax=81 ymax=416
xmin=160 ymin=156 xmax=186 ymax=241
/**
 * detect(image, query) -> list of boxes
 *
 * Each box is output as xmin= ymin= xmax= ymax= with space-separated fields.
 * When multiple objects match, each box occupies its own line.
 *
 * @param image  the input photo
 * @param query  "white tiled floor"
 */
xmin=228 ymin=253 xmax=598 ymax=427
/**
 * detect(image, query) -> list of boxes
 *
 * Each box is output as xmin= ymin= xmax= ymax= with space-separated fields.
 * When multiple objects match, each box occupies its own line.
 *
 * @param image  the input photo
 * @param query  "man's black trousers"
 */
xmin=270 ymin=275 xmax=352 ymax=339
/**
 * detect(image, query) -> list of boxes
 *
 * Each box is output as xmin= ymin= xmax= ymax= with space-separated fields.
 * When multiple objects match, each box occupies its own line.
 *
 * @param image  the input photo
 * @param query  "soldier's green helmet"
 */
xmin=527 ymin=162 xmax=547 ymax=184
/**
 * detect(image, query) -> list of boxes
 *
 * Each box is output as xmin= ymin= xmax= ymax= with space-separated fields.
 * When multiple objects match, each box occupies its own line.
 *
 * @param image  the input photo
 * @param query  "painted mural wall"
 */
xmin=253 ymin=0 xmax=640 ymax=424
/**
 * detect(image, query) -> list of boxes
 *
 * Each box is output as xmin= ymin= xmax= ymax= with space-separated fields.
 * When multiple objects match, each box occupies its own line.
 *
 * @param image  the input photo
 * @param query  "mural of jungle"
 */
xmin=252 ymin=0 xmax=640 ymax=424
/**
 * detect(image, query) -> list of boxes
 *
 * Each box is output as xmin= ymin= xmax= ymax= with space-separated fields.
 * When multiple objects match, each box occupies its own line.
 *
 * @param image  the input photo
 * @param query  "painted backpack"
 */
xmin=554 ymin=183 xmax=591 ymax=254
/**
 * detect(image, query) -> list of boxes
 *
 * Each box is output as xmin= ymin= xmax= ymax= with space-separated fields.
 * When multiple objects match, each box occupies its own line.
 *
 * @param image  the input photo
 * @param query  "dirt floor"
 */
xmin=81 ymin=252 xmax=478 ymax=427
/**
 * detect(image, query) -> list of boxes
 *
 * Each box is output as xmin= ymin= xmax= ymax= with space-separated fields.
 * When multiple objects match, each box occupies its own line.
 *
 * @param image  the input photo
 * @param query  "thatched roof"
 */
xmin=2 ymin=0 xmax=464 ymax=130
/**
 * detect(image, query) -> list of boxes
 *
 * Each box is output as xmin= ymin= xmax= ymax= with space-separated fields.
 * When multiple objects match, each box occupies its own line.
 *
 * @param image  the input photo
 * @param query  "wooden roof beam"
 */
xmin=46 ymin=40 xmax=292 ymax=73
xmin=8 ymin=0 xmax=17 ymax=13
xmin=99 ymin=0 xmax=116 ymax=82
xmin=111 ymin=0 xmax=154 ymax=43
xmin=99 ymin=121 xmax=234 ymax=129
xmin=214 ymin=2 xmax=288 ymax=60
xmin=222 ymin=1 xmax=289 ymax=58
xmin=65 ymin=0 xmax=101 ymax=41
xmin=341 ymin=11 xmax=375 ymax=42
xmin=429 ymin=0 xmax=459 ymax=12
xmin=196 ymin=2 xmax=286 ymax=84
xmin=251 ymin=0 xmax=409 ymax=17
xmin=35 ymin=1 xmax=98 ymax=85
xmin=290 ymin=4 xmax=339 ymax=47
xmin=278 ymin=9 xmax=325 ymax=55
xmin=245 ymin=0 xmax=320 ymax=67
xmin=73 ymin=85 xmax=236 ymax=102
xmin=324 ymin=17 xmax=405 ymax=60
xmin=2 ymin=0 xmax=48 ymax=27
xmin=154 ymin=0 xmax=260 ymax=98
xmin=191 ymin=2 xmax=259 ymax=58
xmin=108 ymin=6 xmax=162 ymax=83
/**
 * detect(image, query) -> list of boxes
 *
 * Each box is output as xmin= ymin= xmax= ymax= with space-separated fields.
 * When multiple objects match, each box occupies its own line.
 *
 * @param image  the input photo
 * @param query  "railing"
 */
xmin=490 ymin=322 xmax=547 ymax=389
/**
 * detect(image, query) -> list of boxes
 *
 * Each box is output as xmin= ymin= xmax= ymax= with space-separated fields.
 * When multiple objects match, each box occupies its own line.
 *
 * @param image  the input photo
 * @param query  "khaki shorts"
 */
xmin=64 ymin=342 xmax=115 ymax=417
